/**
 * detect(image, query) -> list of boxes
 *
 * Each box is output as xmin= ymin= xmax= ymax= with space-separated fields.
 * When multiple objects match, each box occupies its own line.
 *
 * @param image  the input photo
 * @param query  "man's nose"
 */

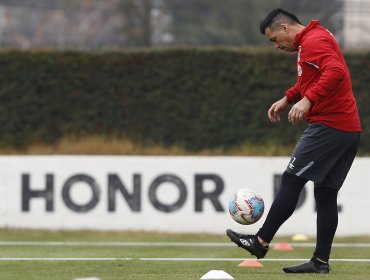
xmin=274 ymin=42 xmax=280 ymax=49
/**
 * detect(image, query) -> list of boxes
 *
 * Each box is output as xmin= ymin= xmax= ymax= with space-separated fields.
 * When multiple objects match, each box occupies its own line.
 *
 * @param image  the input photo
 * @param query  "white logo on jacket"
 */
xmin=297 ymin=45 xmax=319 ymax=76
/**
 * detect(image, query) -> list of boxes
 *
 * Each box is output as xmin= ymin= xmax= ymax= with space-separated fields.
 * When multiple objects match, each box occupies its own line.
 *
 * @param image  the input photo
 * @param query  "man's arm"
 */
xmin=285 ymin=83 xmax=301 ymax=103
xmin=302 ymin=36 xmax=346 ymax=104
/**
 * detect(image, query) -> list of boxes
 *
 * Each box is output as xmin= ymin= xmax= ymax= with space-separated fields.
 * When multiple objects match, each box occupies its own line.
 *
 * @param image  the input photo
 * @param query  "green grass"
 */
xmin=0 ymin=229 xmax=369 ymax=280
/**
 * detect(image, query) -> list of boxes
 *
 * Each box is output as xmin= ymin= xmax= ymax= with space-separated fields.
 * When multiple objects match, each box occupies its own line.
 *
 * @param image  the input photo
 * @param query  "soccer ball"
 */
xmin=228 ymin=188 xmax=264 ymax=225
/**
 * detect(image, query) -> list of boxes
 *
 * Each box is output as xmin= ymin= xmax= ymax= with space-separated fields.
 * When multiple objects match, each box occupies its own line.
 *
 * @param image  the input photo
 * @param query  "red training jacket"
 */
xmin=285 ymin=20 xmax=362 ymax=132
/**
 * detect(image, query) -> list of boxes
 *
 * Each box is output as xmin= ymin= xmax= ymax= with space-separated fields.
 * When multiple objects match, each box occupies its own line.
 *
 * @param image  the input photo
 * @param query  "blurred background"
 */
xmin=0 ymin=0 xmax=368 ymax=50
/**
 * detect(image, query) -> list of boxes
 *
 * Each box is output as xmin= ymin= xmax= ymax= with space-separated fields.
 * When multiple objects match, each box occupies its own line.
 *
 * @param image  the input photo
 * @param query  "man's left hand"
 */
xmin=288 ymin=97 xmax=312 ymax=125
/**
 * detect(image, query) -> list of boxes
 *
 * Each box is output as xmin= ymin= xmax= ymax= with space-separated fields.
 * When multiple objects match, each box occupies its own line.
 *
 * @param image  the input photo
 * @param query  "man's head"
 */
xmin=260 ymin=8 xmax=304 ymax=52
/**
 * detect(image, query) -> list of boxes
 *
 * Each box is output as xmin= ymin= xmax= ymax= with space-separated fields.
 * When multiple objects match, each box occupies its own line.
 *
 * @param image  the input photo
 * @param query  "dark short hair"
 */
xmin=260 ymin=8 xmax=302 ymax=34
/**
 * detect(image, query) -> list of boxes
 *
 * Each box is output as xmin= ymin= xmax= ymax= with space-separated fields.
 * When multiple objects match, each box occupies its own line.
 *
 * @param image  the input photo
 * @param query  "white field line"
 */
xmin=0 ymin=257 xmax=370 ymax=262
xmin=0 ymin=241 xmax=370 ymax=248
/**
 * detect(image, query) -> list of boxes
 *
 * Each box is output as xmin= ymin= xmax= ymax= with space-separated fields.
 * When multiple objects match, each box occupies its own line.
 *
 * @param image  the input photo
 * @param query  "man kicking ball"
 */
xmin=227 ymin=8 xmax=362 ymax=274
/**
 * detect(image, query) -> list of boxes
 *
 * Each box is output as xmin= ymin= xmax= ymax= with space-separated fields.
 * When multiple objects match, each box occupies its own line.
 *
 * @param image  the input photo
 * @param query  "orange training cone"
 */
xmin=273 ymin=242 xmax=293 ymax=251
xmin=238 ymin=260 xmax=263 ymax=267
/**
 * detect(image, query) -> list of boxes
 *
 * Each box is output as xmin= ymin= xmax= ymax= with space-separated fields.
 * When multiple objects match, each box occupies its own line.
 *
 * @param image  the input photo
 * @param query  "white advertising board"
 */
xmin=0 ymin=156 xmax=368 ymax=236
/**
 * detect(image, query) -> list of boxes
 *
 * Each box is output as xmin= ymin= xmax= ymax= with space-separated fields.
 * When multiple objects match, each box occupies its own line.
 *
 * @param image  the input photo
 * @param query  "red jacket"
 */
xmin=285 ymin=20 xmax=362 ymax=132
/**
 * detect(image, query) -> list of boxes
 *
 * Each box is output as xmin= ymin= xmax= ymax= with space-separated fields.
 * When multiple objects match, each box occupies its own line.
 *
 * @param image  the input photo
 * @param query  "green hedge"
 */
xmin=0 ymin=49 xmax=368 ymax=153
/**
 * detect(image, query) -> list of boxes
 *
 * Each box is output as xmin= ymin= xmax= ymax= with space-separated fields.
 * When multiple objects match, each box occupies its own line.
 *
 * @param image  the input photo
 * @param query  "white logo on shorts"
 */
xmin=288 ymin=157 xmax=296 ymax=169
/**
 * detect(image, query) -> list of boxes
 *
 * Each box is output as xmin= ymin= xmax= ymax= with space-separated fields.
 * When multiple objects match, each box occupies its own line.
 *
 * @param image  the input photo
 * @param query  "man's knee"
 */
xmin=281 ymin=171 xmax=307 ymax=189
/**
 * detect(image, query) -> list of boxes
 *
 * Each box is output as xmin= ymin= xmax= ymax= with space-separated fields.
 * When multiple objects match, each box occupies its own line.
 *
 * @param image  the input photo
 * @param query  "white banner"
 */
xmin=0 ymin=156 xmax=368 ymax=236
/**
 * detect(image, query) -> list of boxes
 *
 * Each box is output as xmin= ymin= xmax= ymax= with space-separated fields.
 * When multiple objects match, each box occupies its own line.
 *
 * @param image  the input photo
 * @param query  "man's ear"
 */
xmin=281 ymin=23 xmax=289 ymax=34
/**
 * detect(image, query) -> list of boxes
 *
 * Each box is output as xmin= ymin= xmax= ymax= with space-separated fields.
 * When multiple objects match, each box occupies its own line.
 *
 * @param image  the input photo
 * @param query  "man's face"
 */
xmin=265 ymin=25 xmax=296 ymax=52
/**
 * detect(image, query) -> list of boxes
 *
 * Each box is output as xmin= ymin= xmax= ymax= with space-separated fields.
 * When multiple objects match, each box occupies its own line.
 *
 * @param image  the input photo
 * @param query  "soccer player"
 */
xmin=226 ymin=8 xmax=362 ymax=273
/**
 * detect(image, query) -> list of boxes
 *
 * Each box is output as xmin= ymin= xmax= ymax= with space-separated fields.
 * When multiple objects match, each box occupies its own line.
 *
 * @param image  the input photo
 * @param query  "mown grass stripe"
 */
xmin=0 ymin=257 xmax=369 ymax=262
xmin=0 ymin=241 xmax=369 ymax=247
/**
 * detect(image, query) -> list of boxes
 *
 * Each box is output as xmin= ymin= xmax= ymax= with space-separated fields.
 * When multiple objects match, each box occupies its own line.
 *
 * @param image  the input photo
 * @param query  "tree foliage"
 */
xmin=122 ymin=0 xmax=343 ymax=47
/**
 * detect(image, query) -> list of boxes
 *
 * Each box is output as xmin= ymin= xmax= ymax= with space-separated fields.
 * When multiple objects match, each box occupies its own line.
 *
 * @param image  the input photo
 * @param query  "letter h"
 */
xmin=22 ymin=174 xmax=54 ymax=212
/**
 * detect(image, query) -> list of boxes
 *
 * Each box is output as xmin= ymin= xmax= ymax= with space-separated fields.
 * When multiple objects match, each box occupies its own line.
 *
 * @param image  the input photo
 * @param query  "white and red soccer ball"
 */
xmin=228 ymin=188 xmax=264 ymax=225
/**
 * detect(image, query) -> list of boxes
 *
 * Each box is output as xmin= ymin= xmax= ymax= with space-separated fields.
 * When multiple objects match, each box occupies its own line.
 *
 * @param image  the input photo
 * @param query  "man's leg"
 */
xmin=257 ymin=171 xmax=307 ymax=243
xmin=313 ymin=186 xmax=339 ymax=262
xmin=282 ymin=186 xmax=337 ymax=274
xmin=311 ymin=141 xmax=357 ymax=262
xmin=226 ymin=171 xmax=307 ymax=258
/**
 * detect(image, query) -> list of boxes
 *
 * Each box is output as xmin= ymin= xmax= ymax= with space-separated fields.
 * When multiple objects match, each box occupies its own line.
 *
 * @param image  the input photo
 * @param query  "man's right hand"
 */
xmin=268 ymin=96 xmax=289 ymax=123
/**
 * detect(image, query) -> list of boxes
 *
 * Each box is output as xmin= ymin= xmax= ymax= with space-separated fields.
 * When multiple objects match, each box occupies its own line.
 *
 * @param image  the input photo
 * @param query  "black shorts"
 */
xmin=286 ymin=123 xmax=361 ymax=190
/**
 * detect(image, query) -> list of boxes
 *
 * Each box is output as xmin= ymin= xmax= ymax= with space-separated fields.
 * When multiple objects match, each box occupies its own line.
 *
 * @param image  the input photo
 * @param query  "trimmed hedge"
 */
xmin=0 ymin=49 xmax=368 ymax=153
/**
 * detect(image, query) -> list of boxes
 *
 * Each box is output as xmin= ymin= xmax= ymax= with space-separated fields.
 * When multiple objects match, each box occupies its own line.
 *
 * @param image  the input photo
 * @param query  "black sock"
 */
xmin=311 ymin=257 xmax=328 ymax=265
xmin=254 ymin=235 xmax=269 ymax=248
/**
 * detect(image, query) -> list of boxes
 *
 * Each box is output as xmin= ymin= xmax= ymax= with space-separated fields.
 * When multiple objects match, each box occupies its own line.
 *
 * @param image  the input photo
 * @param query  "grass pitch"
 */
xmin=0 ymin=229 xmax=369 ymax=280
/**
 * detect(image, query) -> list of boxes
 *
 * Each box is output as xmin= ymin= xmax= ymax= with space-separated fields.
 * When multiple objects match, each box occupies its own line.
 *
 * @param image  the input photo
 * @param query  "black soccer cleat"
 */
xmin=283 ymin=259 xmax=330 ymax=274
xmin=226 ymin=229 xmax=268 ymax=259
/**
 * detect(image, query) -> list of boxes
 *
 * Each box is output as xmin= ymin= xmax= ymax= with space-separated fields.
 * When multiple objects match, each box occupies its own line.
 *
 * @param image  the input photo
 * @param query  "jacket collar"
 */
xmin=294 ymin=20 xmax=321 ymax=50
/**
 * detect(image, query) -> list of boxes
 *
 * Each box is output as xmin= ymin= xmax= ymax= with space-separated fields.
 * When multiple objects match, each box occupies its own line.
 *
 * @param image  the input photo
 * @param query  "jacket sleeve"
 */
xmin=301 ymin=36 xmax=346 ymax=103
xmin=285 ymin=83 xmax=301 ymax=103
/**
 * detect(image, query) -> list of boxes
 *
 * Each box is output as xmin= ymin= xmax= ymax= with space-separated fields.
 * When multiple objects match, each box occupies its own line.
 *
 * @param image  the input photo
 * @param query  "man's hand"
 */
xmin=288 ymin=96 xmax=311 ymax=125
xmin=268 ymin=96 xmax=289 ymax=123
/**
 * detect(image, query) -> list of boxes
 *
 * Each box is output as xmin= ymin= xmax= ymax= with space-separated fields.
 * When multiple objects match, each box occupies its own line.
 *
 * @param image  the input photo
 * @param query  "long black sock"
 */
xmin=257 ymin=171 xmax=307 ymax=243
xmin=313 ymin=186 xmax=339 ymax=262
